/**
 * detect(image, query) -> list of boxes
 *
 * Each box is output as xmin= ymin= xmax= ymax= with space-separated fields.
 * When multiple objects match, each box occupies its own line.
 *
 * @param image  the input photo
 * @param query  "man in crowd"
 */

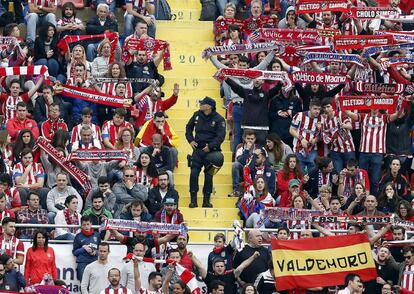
xmin=73 ymin=216 xmax=100 ymax=281
xmin=338 ymin=273 xmax=362 ymax=294
xmin=40 ymin=103 xmax=68 ymax=141
xmin=233 ymin=229 xmax=271 ymax=284
xmin=84 ymin=176 xmax=116 ymax=216
xmin=101 ymin=108 xmax=134 ymax=150
xmin=147 ymin=171 xmax=179 ymax=216
xmin=113 ymin=167 xmax=148 ymax=214
xmin=0 ymin=253 xmax=26 ymax=291
xmin=16 ymin=192 xmax=48 ymax=239
xmin=135 ymin=111 xmax=179 ymax=171
xmin=83 ymin=193 xmax=113 ymax=239
xmin=154 ymin=197 xmax=184 ymax=224
xmin=101 ymin=268 xmax=134 ymax=294
xmin=121 ymin=243 xmax=155 ymax=290
xmin=81 ymin=242 xmax=112 ymax=294
xmin=6 ymin=102 xmax=39 ymax=143
xmin=124 ymin=0 xmax=156 ymax=38
xmin=0 ymin=217 xmax=24 ymax=266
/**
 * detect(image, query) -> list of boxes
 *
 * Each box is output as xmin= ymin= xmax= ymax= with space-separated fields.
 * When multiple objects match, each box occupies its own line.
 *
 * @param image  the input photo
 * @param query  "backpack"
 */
xmin=155 ymin=0 xmax=172 ymax=20
xmin=199 ymin=0 xmax=217 ymax=21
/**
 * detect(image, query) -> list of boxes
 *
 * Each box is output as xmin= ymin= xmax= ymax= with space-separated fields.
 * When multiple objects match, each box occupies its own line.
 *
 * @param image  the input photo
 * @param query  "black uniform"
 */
xmin=185 ymin=103 xmax=226 ymax=206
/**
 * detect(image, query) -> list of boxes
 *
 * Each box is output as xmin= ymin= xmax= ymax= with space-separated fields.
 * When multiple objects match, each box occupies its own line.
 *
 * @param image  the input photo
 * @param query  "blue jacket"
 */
xmin=72 ymin=231 xmax=100 ymax=264
xmin=72 ymin=99 xmax=98 ymax=125
xmin=4 ymin=269 xmax=26 ymax=291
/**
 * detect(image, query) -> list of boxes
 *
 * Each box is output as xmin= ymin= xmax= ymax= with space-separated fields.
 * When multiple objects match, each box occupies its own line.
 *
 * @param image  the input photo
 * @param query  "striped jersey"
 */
xmin=358 ymin=113 xmax=389 ymax=153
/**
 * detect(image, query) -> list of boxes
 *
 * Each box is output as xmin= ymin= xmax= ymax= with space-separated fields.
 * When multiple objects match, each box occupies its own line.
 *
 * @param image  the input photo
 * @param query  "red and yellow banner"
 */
xmin=271 ymin=233 xmax=376 ymax=291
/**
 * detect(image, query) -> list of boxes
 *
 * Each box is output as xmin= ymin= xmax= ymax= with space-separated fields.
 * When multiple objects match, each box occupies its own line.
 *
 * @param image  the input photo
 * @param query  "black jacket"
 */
xmin=269 ymin=95 xmax=302 ymax=140
xmin=146 ymin=186 xmax=179 ymax=216
xmin=146 ymin=145 xmax=172 ymax=172
xmin=185 ymin=110 xmax=226 ymax=151
xmin=226 ymin=78 xmax=282 ymax=129
xmin=86 ymin=15 xmax=118 ymax=35
xmin=33 ymin=37 xmax=59 ymax=61
xmin=34 ymin=94 xmax=66 ymax=125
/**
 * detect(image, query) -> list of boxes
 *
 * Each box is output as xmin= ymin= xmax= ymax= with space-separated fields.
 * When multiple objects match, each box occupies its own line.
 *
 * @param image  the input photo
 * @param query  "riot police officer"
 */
xmin=185 ymin=96 xmax=226 ymax=208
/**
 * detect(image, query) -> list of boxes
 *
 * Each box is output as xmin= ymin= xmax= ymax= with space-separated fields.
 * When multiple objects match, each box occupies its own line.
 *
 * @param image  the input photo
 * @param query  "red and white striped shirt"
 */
xmin=13 ymin=162 xmax=45 ymax=185
xmin=291 ymin=111 xmax=322 ymax=153
xmin=29 ymin=0 xmax=56 ymax=7
xmin=0 ymin=93 xmax=29 ymax=121
xmin=137 ymin=96 xmax=162 ymax=124
xmin=71 ymin=139 xmax=103 ymax=151
xmin=322 ymin=111 xmax=355 ymax=153
xmin=102 ymin=120 xmax=134 ymax=146
xmin=402 ymin=264 xmax=414 ymax=291
xmin=71 ymin=123 xmax=102 ymax=144
xmin=136 ymin=168 xmax=157 ymax=190
xmin=101 ymin=82 xmax=133 ymax=98
xmin=359 ymin=113 xmax=389 ymax=153
xmin=0 ymin=236 xmax=24 ymax=260
xmin=101 ymin=287 xmax=132 ymax=294
xmin=5 ymin=187 xmax=21 ymax=209
xmin=125 ymin=0 xmax=154 ymax=15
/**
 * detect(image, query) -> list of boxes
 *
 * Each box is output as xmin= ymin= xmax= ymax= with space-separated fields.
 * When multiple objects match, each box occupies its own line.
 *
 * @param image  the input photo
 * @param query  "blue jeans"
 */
xmin=34 ymin=58 xmax=60 ymax=78
xmin=97 ymin=0 xmax=116 ymax=13
xmin=329 ymin=150 xmax=356 ymax=173
xmin=55 ymin=233 xmax=75 ymax=240
xmin=216 ymin=0 xmax=240 ymax=15
xmin=25 ymin=13 xmax=56 ymax=42
xmin=359 ymin=152 xmax=383 ymax=196
xmin=124 ymin=14 xmax=156 ymax=38
xmin=232 ymin=104 xmax=243 ymax=152
xmin=297 ymin=150 xmax=317 ymax=173
xmin=232 ymin=162 xmax=243 ymax=191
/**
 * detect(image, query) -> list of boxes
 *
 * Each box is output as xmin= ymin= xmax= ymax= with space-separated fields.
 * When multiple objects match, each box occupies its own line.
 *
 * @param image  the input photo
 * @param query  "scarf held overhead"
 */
xmin=202 ymin=41 xmax=284 ymax=59
xmin=33 ymin=137 xmax=92 ymax=194
xmin=101 ymin=218 xmax=188 ymax=235
xmin=333 ymin=35 xmax=394 ymax=50
xmin=291 ymin=71 xmax=348 ymax=84
xmin=303 ymin=52 xmax=364 ymax=67
xmin=255 ymin=28 xmax=340 ymax=44
xmin=339 ymin=95 xmax=400 ymax=111
xmin=296 ymin=0 xmax=350 ymax=14
xmin=124 ymin=38 xmax=172 ymax=70
xmin=57 ymin=32 xmax=119 ymax=63
xmin=0 ymin=65 xmax=49 ymax=77
xmin=67 ymin=150 xmax=128 ymax=161
xmin=354 ymin=82 xmax=405 ymax=94
xmin=59 ymin=84 xmax=132 ymax=109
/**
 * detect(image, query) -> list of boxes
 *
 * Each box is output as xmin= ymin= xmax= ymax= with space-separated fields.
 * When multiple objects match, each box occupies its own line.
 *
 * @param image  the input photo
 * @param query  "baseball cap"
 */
xmin=289 ymin=179 xmax=300 ymax=188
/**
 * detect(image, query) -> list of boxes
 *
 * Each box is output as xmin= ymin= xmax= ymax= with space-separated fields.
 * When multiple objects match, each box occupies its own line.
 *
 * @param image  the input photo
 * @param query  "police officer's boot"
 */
xmin=202 ymin=194 xmax=213 ymax=208
xmin=189 ymin=192 xmax=198 ymax=208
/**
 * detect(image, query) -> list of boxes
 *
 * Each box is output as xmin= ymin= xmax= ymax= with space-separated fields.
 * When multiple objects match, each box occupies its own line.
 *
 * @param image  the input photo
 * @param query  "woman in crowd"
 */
xmin=66 ymin=44 xmax=90 ymax=80
xmin=13 ymin=129 xmax=37 ymax=164
xmin=100 ymin=62 xmax=133 ymax=97
xmin=344 ymin=183 xmax=367 ymax=215
xmin=24 ymin=230 xmax=57 ymax=285
xmin=265 ymin=133 xmax=291 ymax=173
xmin=115 ymin=128 xmax=140 ymax=167
xmin=395 ymin=199 xmax=414 ymax=221
xmin=135 ymin=151 xmax=159 ymax=191
xmin=54 ymin=195 xmax=81 ymax=240
xmin=91 ymin=39 xmax=112 ymax=78
xmin=33 ymin=23 xmax=60 ymax=78
xmin=379 ymin=157 xmax=410 ymax=200
xmin=0 ymin=130 xmax=12 ymax=174
xmin=276 ymin=154 xmax=304 ymax=197
xmin=238 ymin=176 xmax=275 ymax=228
xmin=377 ymin=182 xmax=402 ymax=214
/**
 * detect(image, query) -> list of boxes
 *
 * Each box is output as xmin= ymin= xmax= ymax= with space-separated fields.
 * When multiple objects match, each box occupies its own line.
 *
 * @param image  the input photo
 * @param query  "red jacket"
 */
xmin=6 ymin=117 xmax=39 ymax=143
xmin=276 ymin=170 xmax=303 ymax=196
xmin=24 ymin=247 xmax=57 ymax=284
xmin=41 ymin=119 xmax=68 ymax=141
xmin=133 ymin=94 xmax=178 ymax=128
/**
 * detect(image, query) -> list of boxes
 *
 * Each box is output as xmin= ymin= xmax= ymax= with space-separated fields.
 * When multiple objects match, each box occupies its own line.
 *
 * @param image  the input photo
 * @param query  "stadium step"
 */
xmin=179 ymin=196 xmax=238 ymax=207
xmin=188 ymin=231 xmax=238 ymax=243
xmin=158 ymin=15 xmax=239 ymax=242
xmin=175 ymin=184 xmax=233 ymax=198
xmin=168 ymin=0 xmax=202 ymax=10
xmin=180 ymin=207 xmax=239 ymax=219
xmin=174 ymin=173 xmax=232 ymax=185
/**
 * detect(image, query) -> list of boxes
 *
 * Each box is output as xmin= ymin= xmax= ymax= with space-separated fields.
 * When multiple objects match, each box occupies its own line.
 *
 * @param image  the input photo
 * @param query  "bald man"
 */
xmin=233 ymin=229 xmax=271 ymax=284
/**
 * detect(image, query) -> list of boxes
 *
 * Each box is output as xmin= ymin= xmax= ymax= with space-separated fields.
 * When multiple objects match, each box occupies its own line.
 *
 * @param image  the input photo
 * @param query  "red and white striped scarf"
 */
xmin=0 ymin=65 xmax=49 ymax=77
